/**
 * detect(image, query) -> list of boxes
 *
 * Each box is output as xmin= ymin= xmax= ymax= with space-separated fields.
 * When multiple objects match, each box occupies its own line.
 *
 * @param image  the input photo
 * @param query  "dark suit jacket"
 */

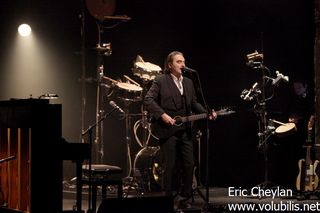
xmin=144 ymin=73 xmax=207 ymax=139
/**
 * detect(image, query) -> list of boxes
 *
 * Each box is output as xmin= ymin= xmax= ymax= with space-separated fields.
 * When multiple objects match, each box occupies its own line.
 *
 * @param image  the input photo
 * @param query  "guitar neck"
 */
xmin=305 ymin=146 xmax=312 ymax=166
xmin=180 ymin=113 xmax=208 ymax=123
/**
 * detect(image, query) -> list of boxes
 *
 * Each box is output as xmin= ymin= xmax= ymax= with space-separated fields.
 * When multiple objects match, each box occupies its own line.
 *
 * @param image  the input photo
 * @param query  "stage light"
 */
xmin=18 ymin=24 xmax=32 ymax=37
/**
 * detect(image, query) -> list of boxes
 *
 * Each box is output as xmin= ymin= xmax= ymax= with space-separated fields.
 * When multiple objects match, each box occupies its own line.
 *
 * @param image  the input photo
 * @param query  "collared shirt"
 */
xmin=171 ymin=74 xmax=184 ymax=95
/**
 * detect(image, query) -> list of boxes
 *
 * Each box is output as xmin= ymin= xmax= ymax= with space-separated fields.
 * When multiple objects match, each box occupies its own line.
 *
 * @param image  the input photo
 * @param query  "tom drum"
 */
xmin=116 ymin=82 xmax=143 ymax=102
xmin=133 ymin=61 xmax=162 ymax=81
xmin=275 ymin=122 xmax=297 ymax=137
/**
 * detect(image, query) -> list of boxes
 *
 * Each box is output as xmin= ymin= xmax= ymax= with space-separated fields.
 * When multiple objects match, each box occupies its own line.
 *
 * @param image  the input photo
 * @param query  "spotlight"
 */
xmin=18 ymin=24 xmax=32 ymax=37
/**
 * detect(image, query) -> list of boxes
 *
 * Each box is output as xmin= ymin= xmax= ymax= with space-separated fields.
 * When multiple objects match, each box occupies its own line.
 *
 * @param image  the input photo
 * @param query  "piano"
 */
xmin=0 ymin=99 xmax=90 ymax=213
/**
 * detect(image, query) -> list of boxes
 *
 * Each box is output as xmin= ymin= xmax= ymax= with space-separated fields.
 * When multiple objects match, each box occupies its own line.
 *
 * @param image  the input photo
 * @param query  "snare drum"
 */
xmin=133 ymin=62 xmax=162 ymax=81
xmin=275 ymin=122 xmax=297 ymax=137
xmin=134 ymin=146 xmax=163 ymax=192
xmin=116 ymin=82 xmax=143 ymax=102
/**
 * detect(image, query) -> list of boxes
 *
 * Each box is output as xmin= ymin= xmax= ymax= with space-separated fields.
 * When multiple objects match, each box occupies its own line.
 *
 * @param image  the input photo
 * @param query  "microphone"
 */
xmin=246 ymin=61 xmax=262 ymax=68
xmin=272 ymin=71 xmax=289 ymax=86
xmin=182 ymin=66 xmax=197 ymax=73
xmin=244 ymin=82 xmax=258 ymax=100
xmin=241 ymin=82 xmax=261 ymax=101
xmin=109 ymin=101 xmax=124 ymax=113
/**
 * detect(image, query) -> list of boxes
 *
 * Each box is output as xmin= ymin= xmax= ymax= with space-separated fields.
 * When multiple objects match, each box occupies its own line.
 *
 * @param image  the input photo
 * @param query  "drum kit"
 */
xmin=102 ymin=75 xmax=144 ymax=102
xmin=99 ymin=55 xmax=163 ymax=192
xmin=102 ymin=55 xmax=162 ymax=103
xmin=82 ymin=0 xmax=163 ymax=197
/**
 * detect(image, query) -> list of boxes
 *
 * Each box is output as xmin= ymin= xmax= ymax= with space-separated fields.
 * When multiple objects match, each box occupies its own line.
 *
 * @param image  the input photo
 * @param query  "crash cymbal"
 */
xmin=86 ymin=0 xmax=116 ymax=21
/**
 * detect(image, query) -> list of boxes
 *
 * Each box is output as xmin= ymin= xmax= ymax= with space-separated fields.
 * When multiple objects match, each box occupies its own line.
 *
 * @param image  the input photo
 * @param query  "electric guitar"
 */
xmin=296 ymin=115 xmax=319 ymax=192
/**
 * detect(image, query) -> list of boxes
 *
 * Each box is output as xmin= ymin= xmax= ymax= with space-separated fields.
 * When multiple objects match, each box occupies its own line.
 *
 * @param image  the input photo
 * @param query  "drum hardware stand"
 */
xmin=93 ymin=19 xmax=115 ymax=164
xmin=94 ymin=64 xmax=105 ymax=164
xmin=121 ymin=100 xmax=145 ymax=196
xmin=130 ymin=107 xmax=154 ymax=195
xmin=243 ymin=51 xmax=276 ymax=190
xmin=123 ymin=102 xmax=133 ymax=179
xmin=242 ymin=51 xmax=290 ymax=192
xmin=79 ymin=0 xmax=86 ymax=144
xmin=141 ymin=109 xmax=149 ymax=148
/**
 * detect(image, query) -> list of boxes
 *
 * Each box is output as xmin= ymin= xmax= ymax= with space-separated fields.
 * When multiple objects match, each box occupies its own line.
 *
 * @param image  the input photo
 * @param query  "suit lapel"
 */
xmin=182 ymin=79 xmax=190 ymax=105
xmin=166 ymin=74 xmax=181 ymax=109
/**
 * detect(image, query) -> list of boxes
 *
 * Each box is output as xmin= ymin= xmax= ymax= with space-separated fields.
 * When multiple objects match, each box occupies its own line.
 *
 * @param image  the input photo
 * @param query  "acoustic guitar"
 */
xmin=151 ymin=107 xmax=235 ymax=139
xmin=173 ymin=108 xmax=236 ymax=127
xmin=296 ymin=115 xmax=319 ymax=192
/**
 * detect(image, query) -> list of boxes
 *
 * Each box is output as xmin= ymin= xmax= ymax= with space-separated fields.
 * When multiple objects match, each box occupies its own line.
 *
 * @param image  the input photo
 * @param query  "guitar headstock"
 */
xmin=216 ymin=106 xmax=236 ymax=116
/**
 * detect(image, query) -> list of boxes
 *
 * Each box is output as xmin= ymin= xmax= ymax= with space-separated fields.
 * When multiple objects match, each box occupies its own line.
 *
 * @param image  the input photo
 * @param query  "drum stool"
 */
xmin=82 ymin=164 xmax=123 ymax=212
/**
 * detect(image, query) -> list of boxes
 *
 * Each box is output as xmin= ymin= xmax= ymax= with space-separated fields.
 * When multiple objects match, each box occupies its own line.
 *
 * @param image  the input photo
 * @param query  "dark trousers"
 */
xmin=160 ymin=131 xmax=194 ymax=197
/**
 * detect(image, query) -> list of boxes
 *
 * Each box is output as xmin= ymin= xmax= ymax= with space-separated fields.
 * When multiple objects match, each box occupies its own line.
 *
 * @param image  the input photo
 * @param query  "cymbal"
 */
xmin=86 ymin=0 xmax=116 ymax=21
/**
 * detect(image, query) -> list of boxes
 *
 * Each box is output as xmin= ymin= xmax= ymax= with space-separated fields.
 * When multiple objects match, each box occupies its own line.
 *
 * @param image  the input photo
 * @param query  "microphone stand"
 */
xmin=184 ymin=69 xmax=210 ymax=208
xmin=258 ymin=62 xmax=271 ymax=189
xmin=81 ymin=107 xmax=117 ymax=213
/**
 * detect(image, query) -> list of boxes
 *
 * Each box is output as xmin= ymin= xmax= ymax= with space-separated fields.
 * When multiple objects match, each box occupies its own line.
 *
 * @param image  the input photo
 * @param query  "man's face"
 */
xmin=169 ymin=54 xmax=185 ymax=77
xmin=293 ymin=82 xmax=307 ymax=96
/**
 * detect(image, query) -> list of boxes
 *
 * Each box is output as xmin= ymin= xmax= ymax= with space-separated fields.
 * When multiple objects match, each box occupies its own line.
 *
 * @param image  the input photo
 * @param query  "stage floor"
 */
xmin=63 ymin=186 xmax=320 ymax=212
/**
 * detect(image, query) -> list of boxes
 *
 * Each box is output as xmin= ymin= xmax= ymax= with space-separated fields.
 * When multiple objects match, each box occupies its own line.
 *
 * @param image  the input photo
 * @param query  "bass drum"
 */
xmin=134 ymin=146 xmax=163 ymax=192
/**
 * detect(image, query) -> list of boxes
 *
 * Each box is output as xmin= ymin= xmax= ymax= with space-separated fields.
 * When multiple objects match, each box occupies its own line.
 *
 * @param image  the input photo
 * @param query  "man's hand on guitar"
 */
xmin=161 ymin=113 xmax=175 ymax=126
xmin=209 ymin=109 xmax=218 ymax=120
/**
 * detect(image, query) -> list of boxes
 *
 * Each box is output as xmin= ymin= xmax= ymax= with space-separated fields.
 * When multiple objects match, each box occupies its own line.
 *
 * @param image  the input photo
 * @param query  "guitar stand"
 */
xmin=296 ymin=191 xmax=311 ymax=200
xmin=294 ymin=188 xmax=320 ymax=201
xmin=295 ymin=189 xmax=320 ymax=201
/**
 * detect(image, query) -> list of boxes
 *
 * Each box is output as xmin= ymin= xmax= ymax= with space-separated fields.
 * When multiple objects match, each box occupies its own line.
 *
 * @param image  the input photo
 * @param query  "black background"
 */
xmin=0 ymin=0 xmax=315 ymax=188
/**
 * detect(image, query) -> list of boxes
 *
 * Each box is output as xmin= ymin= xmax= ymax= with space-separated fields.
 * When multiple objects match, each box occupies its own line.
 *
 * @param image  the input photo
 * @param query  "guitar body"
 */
xmin=305 ymin=163 xmax=315 ymax=192
xmin=151 ymin=117 xmax=185 ymax=139
xmin=151 ymin=110 xmax=188 ymax=139
xmin=296 ymin=115 xmax=318 ymax=192
xmin=296 ymin=159 xmax=319 ymax=192
xmin=296 ymin=159 xmax=306 ymax=191
xmin=313 ymin=160 xmax=319 ymax=190
xmin=151 ymin=108 xmax=235 ymax=139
